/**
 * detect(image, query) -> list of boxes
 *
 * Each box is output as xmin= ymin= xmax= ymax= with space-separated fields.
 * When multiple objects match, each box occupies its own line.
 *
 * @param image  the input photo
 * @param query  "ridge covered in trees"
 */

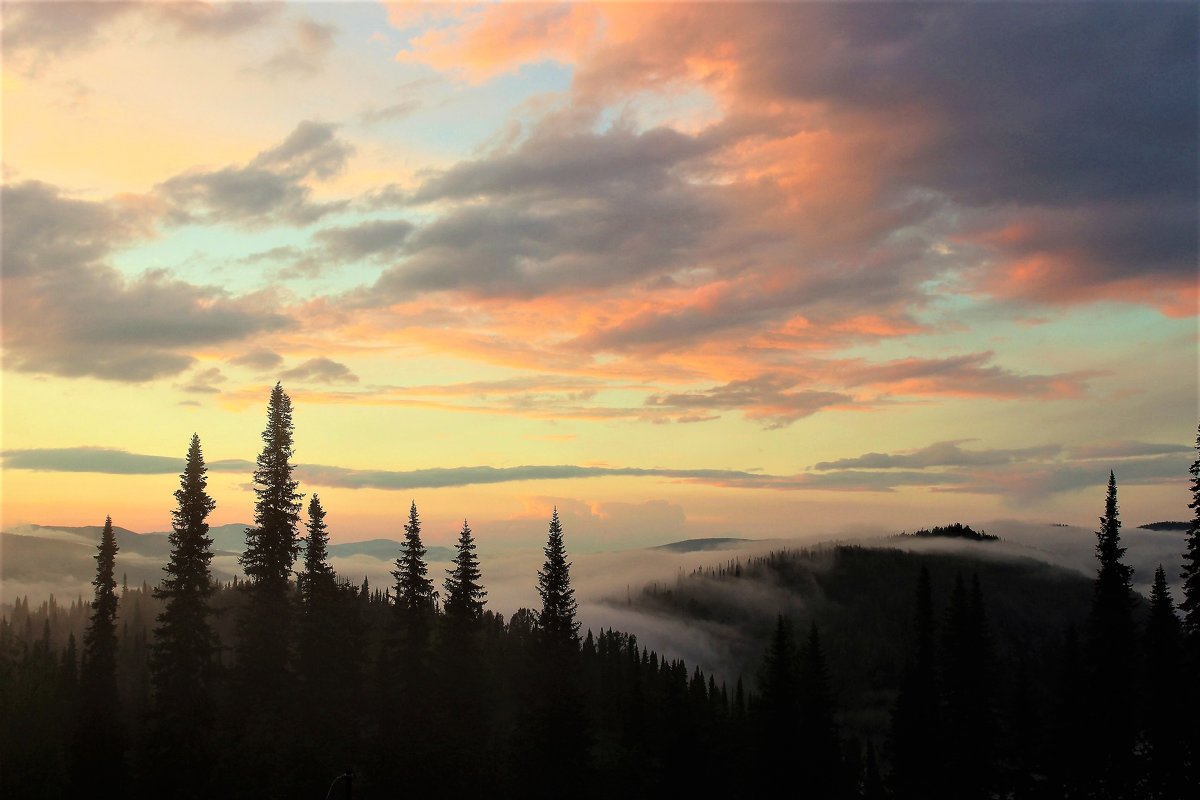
xmin=2 ymin=388 xmax=1197 ymax=799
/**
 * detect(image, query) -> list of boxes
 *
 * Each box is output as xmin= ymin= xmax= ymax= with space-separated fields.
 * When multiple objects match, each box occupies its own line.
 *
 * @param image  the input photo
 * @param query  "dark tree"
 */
xmin=74 ymin=515 xmax=126 ymax=792
xmin=231 ymin=383 xmax=303 ymax=794
xmin=1086 ymin=471 xmax=1138 ymax=795
xmin=443 ymin=519 xmax=487 ymax=631
xmin=1181 ymin=423 xmax=1200 ymax=639
xmin=236 ymin=383 xmax=303 ymax=685
xmin=536 ymin=507 xmax=579 ymax=649
xmin=297 ymin=494 xmax=336 ymax=609
xmin=1144 ymin=564 xmax=1186 ymax=798
xmin=523 ymin=508 xmax=588 ymax=793
xmin=438 ymin=518 xmax=490 ymax=785
xmin=797 ymin=622 xmax=841 ymax=800
xmin=392 ymin=500 xmax=434 ymax=652
xmin=889 ymin=565 xmax=940 ymax=800
xmin=295 ymin=494 xmax=362 ymax=793
xmin=379 ymin=500 xmax=436 ymax=791
xmin=147 ymin=435 xmax=219 ymax=793
xmin=941 ymin=573 xmax=996 ymax=799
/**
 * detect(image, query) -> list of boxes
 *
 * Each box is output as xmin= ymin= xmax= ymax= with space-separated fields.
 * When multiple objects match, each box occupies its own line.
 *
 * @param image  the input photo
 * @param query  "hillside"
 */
xmin=619 ymin=544 xmax=1098 ymax=739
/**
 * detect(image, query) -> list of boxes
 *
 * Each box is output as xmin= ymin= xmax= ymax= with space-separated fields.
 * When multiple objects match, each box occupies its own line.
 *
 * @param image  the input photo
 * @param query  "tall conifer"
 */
xmin=1181 ymin=423 xmax=1200 ymax=637
xmin=1086 ymin=471 xmax=1137 ymax=794
xmin=444 ymin=519 xmax=486 ymax=631
xmin=74 ymin=516 xmax=126 ymax=792
xmin=232 ymin=383 xmax=303 ymax=795
xmin=536 ymin=507 xmax=579 ymax=648
xmin=148 ymin=435 xmax=218 ymax=792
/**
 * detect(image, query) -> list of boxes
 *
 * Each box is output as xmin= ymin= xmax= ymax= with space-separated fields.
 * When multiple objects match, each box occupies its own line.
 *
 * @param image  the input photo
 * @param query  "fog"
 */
xmin=4 ymin=518 xmax=1193 ymax=681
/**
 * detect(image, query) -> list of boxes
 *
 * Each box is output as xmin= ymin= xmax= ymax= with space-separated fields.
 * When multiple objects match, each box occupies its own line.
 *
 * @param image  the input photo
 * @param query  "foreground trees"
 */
xmin=73 ymin=515 xmax=126 ymax=793
xmin=146 ymin=435 xmax=218 ymax=793
xmin=233 ymin=382 xmax=304 ymax=795
xmin=5 ymin=393 xmax=1197 ymax=799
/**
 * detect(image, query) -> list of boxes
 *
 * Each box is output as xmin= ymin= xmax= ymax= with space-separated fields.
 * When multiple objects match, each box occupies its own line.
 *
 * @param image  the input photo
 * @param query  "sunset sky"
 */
xmin=2 ymin=1 xmax=1197 ymax=551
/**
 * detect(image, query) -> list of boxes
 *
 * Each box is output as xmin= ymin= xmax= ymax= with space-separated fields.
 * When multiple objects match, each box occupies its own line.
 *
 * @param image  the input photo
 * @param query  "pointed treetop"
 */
xmin=537 ymin=507 xmax=579 ymax=645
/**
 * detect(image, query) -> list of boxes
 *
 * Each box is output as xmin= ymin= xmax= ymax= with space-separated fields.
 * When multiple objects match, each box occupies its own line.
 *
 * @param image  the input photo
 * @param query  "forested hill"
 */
xmin=627 ymin=545 xmax=1096 ymax=739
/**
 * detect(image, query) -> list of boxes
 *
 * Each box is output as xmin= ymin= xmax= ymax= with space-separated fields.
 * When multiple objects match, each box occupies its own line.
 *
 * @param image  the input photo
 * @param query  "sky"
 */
xmin=2 ymin=1 xmax=1197 ymax=552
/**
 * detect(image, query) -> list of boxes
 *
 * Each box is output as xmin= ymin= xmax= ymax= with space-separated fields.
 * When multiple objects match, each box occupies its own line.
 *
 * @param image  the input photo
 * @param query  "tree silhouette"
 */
xmin=1144 ymin=564 xmax=1185 ymax=798
xmin=443 ymin=519 xmax=486 ymax=631
xmin=941 ymin=573 xmax=996 ymax=799
xmin=392 ymin=500 xmax=434 ymax=653
xmin=232 ymin=383 xmax=303 ymax=795
xmin=797 ymin=622 xmax=841 ymax=799
xmin=148 ymin=435 xmax=219 ymax=793
xmin=381 ymin=500 xmax=436 ymax=791
xmin=237 ymin=383 xmax=303 ymax=682
xmin=437 ymin=519 xmax=491 ymax=793
xmin=295 ymin=494 xmax=362 ymax=793
xmin=523 ymin=508 xmax=587 ymax=794
xmin=73 ymin=515 xmax=126 ymax=793
xmin=889 ymin=565 xmax=940 ymax=799
xmin=1086 ymin=471 xmax=1137 ymax=795
xmin=1181 ymin=423 xmax=1200 ymax=638
xmin=536 ymin=507 xmax=579 ymax=649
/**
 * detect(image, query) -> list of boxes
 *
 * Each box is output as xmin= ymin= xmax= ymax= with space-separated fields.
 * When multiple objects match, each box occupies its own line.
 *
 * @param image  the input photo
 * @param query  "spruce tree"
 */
xmin=443 ymin=519 xmax=486 ymax=631
xmin=942 ymin=573 xmax=996 ymax=799
xmin=1144 ymin=564 xmax=1185 ymax=798
xmin=74 ymin=515 xmax=126 ymax=792
xmin=296 ymin=494 xmax=361 ymax=793
xmin=236 ymin=382 xmax=303 ymax=690
xmin=536 ymin=507 xmax=579 ymax=649
xmin=381 ymin=500 xmax=436 ymax=791
xmin=392 ymin=500 xmax=434 ymax=650
xmin=437 ymin=519 xmax=490 ymax=792
xmin=232 ymin=383 xmax=303 ymax=794
xmin=889 ymin=565 xmax=940 ymax=799
xmin=797 ymin=622 xmax=840 ymax=800
xmin=1086 ymin=471 xmax=1138 ymax=795
xmin=1181 ymin=422 xmax=1200 ymax=638
xmin=524 ymin=508 xmax=587 ymax=792
xmin=148 ymin=434 xmax=219 ymax=793
xmin=297 ymin=494 xmax=335 ymax=609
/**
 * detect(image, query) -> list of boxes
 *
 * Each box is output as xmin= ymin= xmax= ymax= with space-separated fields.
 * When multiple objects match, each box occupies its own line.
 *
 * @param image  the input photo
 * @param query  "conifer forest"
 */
xmin=1 ymin=385 xmax=1198 ymax=798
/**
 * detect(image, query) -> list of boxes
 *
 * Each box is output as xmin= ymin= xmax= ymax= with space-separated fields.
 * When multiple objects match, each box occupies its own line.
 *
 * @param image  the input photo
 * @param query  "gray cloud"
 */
xmin=360 ymin=100 xmax=422 ymax=126
xmin=359 ymin=123 xmax=723 ymax=300
xmin=647 ymin=376 xmax=850 ymax=429
xmin=280 ymin=357 xmax=359 ymax=384
xmin=228 ymin=349 xmax=285 ymax=370
xmin=812 ymin=441 xmax=1062 ymax=471
xmin=156 ymin=2 xmax=282 ymax=39
xmin=742 ymin=4 xmax=1199 ymax=295
xmin=1068 ymin=441 xmax=1195 ymax=460
xmin=315 ymin=218 xmax=414 ymax=261
xmin=1 ymin=447 xmax=252 ymax=475
xmin=843 ymin=352 xmax=1095 ymax=399
xmin=180 ymin=366 xmax=227 ymax=394
xmin=2 ymin=2 xmax=280 ymax=73
xmin=0 ymin=181 xmax=291 ymax=381
xmin=256 ymin=19 xmax=338 ymax=78
xmin=158 ymin=121 xmax=353 ymax=227
xmin=410 ymin=125 xmax=713 ymax=204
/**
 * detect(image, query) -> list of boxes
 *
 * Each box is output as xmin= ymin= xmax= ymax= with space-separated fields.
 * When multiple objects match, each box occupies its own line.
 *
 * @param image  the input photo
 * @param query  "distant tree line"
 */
xmin=1 ymin=388 xmax=1198 ymax=799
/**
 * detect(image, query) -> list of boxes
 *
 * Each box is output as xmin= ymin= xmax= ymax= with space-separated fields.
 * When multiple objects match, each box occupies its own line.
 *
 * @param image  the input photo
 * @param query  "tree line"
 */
xmin=2 ymin=386 xmax=1199 ymax=799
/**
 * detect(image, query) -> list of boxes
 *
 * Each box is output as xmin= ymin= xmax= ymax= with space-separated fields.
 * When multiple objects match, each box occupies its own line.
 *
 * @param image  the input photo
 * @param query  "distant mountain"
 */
xmin=1137 ymin=521 xmax=1190 ymax=531
xmin=1 ymin=522 xmax=455 ymax=601
xmin=13 ymin=523 xmax=171 ymax=559
xmin=652 ymin=537 xmax=751 ymax=553
xmin=328 ymin=539 xmax=455 ymax=562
